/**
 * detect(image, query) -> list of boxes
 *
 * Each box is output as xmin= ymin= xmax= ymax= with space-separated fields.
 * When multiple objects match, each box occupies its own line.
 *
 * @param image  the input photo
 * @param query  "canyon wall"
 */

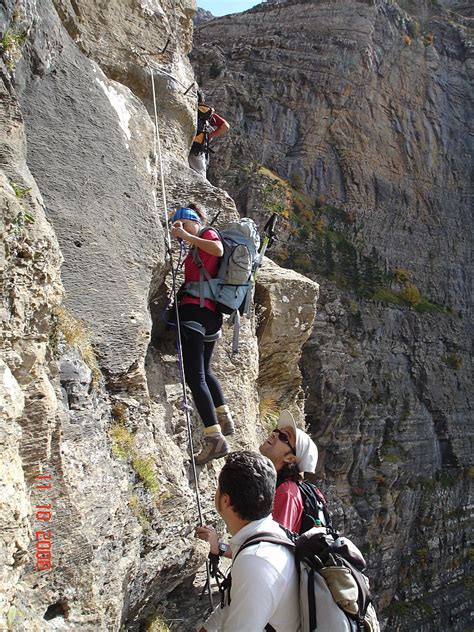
xmin=192 ymin=1 xmax=472 ymax=630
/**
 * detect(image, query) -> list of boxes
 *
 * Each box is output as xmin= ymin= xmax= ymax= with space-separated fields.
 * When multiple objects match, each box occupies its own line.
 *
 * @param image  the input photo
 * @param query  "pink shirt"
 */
xmin=272 ymin=481 xmax=304 ymax=533
xmin=181 ymin=228 xmax=221 ymax=312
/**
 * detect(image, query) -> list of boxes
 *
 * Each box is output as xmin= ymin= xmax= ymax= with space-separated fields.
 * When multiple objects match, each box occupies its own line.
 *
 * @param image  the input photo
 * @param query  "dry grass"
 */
xmin=259 ymin=398 xmax=280 ymax=435
xmin=109 ymin=424 xmax=169 ymax=505
xmin=394 ymin=267 xmax=411 ymax=283
xmin=109 ymin=424 xmax=135 ymax=460
xmin=129 ymin=494 xmax=151 ymax=532
xmin=111 ymin=401 xmax=128 ymax=424
xmin=131 ymin=456 xmax=161 ymax=496
xmin=53 ymin=306 xmax=101 ymax=383
xmin=146 ymin=610 xmax=171 ymax=632
xmin=399 ymin=282 xmax=421 ymax=305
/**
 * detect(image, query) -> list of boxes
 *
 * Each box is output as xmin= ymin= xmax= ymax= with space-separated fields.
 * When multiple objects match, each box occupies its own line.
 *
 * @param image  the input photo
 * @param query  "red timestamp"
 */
xmin=33 ymin=474 xmax=53 ymax=571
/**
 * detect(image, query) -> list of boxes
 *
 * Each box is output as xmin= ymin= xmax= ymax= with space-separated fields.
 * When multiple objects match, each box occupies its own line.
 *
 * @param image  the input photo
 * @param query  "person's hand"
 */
xmin=195 ymin=525 xmax=219 ymax=555
xmin=171 ymin=221 xmax=191 ymax=242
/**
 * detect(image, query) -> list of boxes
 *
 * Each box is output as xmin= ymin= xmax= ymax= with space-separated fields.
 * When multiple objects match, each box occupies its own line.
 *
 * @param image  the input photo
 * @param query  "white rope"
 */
xmin=148 ymin=62 xmax=172 ymax=254
xmin=142 ymin=54 xmax=214 ymax=608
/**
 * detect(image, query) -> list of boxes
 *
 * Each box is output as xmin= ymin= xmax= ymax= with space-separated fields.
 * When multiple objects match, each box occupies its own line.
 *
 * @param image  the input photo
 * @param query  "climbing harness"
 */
xmin=141 ymin=52 xmax=214 ymax=609
xmin=202 ymin=552 xmax=228 ymax=604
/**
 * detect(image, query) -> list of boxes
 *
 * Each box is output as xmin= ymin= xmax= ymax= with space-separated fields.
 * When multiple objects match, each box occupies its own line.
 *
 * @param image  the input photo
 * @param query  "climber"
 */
xmin=196 ymin=410 xmax=319 ymax=554
xmin=188 ymin=90 xmax=229 ymax=179
xmin=196 ymin=451 xmax=300 ymax=632
xmin=170 ymin=204 xmax=234 ymax=466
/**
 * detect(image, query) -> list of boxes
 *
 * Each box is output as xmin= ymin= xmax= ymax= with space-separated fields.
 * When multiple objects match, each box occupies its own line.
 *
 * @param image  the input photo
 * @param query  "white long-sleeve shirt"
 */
xmin=203 ymin=515 xmax=301 ymax=632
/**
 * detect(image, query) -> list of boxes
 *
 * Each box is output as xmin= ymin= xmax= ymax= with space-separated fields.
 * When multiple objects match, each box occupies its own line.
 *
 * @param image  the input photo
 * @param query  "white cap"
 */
xmin=278 ymin=410 xmax=318 ymax=473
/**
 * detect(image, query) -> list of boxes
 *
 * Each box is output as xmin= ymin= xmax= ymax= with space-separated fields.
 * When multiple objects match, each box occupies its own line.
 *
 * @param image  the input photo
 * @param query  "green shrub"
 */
xmin=414 ymin=298 xmax=447 ymax=314
xmin=132 ymin=456 xmax=161 ymax=495
xmin=109 ymin=424 xmax=135 ymax=460
xmin=10 ymin=181 xmax=31 ymax=199
xmin=0 ymin=27 xmax=27 ymax=70
xmin=371 ymin=287 xmax=403 ymax=305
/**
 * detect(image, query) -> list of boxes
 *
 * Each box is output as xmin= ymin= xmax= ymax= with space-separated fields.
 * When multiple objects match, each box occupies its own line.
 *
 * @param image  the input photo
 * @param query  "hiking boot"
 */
xmin=194 ymin=434 xmax=230 ymax=466
xmin=217 ymin=409 xmax=235 ymax=436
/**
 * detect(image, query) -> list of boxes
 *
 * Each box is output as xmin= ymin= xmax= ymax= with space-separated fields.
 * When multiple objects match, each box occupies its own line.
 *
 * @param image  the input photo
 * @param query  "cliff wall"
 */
xmin=0 ymin=1 xmax=318 ymax=630
xmin=191 ymin=1 xmax=472 ymax=630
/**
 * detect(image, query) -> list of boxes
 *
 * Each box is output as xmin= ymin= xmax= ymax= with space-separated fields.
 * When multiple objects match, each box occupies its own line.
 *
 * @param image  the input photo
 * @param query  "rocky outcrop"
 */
xmin=1 ymin=1 xmax=318 ymax=630
xmin=192 ymin=1 xmax=472 ymax=630
xmin=194 ymin=7 xmax=215 ymax=27
xmin=256 ymin=258 xmax=319 ymax=409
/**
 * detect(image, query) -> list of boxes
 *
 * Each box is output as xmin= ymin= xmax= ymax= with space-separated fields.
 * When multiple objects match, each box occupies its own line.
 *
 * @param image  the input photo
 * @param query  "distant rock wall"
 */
xmin=1 ymin=1 xmax=318 ymax=630
xmin=192 ymin=1 xmax=472 ymax=630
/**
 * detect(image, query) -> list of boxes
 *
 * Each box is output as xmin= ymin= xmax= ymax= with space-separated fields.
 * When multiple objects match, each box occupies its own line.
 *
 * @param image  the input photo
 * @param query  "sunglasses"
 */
xmin=273 ymin=428 xmax=296 ymax=454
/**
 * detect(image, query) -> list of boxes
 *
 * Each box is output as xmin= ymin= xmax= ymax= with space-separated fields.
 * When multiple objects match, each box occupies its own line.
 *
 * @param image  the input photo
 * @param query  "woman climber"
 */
xmin=170 ymin=204 xmax=234 ymax=465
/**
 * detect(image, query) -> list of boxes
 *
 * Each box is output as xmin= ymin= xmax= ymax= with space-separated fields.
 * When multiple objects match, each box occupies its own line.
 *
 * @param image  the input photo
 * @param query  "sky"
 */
xmin=197 ymin=1 xmax=262 ymax=17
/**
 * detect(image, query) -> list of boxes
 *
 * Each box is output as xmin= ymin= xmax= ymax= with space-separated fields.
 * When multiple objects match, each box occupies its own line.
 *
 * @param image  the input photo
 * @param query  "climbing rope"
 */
xmin=141 ymin=53 xmax=214 ymax=610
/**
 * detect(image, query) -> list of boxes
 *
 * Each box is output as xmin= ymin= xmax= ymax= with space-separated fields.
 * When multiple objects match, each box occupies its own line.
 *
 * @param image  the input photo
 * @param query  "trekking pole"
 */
xmin=143 ymin=54 xmax=214 ymax=611
xmin=240 ymin=213 xmax=279 ymax=325
xmin=209 ymin=211 xmax=221 ymax=226
xmin=250 ymin=212 xmax=279 ymax=287
xmin=258 ymin=212 xmax=278 ymax=262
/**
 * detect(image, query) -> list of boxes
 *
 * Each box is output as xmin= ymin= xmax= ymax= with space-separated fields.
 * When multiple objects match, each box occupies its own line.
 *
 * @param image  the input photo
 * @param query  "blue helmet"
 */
xmin=171 ymin=207 xmax=202 ymax=224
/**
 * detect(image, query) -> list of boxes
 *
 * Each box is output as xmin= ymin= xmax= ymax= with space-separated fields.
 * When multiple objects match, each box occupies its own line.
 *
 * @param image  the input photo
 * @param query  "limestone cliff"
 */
xmin=191 ymin=1 xmax=472 ymax=630
xmin=1 ymin=1 xmax=317 ymax=630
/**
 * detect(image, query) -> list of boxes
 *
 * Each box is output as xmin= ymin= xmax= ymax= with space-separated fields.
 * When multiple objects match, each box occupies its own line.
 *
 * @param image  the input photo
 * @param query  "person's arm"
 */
xmin=171 ymin=224 xmax=223 ymax=257
xmin=199 ymin=604 xmax=224 ymax=632
xmin=209 ymin=113 xmax=229 ymax=142
xmin=195 ymin=525 xmax=233 ymax=559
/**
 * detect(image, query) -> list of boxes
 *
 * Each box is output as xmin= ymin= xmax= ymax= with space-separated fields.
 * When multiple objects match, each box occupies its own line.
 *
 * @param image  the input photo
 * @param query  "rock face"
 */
xmin=1 ymin=1 xmax=318 ymax=630
xmin=194 ymin=7 xmax=215 ymax=27
xmin=191 ymin=1 xmax=472 ymax=630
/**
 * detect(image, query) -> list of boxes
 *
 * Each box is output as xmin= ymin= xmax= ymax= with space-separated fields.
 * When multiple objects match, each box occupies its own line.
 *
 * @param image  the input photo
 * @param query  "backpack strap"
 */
xmin=189 ymin=226 xmax=221 ymax=308
xmin=234 ymin=532 xmax=295 ymax=560
xmin=222 ymin=532 xmax=295 ymax=610
xmin=230 ymin=309 xmax=240 ymax=354
xmin=298 ymin=480 xmax=333 ymax=533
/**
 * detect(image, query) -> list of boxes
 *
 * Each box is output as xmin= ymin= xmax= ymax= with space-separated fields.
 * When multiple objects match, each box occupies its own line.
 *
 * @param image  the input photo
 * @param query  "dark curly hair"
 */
xmin=188 ymin=202 xmax=207 ymax=223
xmin=218 ymin=451 xmax=276 ymax=521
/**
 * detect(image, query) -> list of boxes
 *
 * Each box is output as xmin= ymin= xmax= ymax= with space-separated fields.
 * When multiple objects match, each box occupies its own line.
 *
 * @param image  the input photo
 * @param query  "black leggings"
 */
xmin=179 ymin=304 xmax=225 ymax=428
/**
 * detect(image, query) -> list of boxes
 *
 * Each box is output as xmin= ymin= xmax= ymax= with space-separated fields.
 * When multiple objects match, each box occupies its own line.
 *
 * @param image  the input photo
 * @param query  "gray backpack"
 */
xmin=183 ymin=218 xmax=261 ymax=351
xmin=223 ymin=527 xmax=380 ymax=632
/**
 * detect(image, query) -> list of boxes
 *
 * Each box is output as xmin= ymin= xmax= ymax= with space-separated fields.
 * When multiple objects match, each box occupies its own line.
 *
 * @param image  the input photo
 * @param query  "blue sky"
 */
xmin=197 ymin=1 xmax=261 ymax=16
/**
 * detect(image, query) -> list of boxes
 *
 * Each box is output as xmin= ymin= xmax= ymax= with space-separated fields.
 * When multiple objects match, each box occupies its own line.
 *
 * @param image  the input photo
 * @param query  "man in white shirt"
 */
xmin=197 ymin=451 xmax=301 ymax=632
